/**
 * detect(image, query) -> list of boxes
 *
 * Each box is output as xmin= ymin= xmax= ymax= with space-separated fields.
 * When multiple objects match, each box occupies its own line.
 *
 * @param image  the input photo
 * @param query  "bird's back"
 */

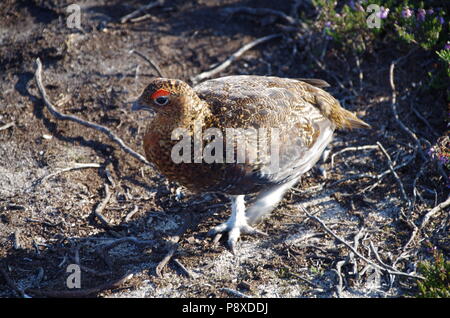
xmin=192 ymin=75 xmax=338 ymax=194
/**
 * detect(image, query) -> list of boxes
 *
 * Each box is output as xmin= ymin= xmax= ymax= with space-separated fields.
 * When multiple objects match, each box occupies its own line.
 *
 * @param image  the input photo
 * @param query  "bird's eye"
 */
xmin=150 ymin=89 xmax=170 ymax=106
xmin=154 ymin=96 xmax=169 ymax=106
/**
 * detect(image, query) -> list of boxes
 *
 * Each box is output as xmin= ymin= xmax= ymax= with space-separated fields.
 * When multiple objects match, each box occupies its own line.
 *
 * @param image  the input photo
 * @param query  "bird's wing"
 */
xmin=295 ymin=78 xmax=330 ymax=88
xmin=193 ymin=76 xmax=335 ymax=194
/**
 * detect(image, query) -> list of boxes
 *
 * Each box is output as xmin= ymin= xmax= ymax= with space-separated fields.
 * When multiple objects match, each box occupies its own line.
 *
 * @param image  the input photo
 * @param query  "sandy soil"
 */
xmin=0 ymin=0 xmax=447 ymax=298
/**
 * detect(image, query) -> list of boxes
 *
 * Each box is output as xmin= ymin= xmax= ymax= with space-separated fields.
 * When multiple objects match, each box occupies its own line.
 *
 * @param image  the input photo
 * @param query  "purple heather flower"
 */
xmin=427 ymin=9 xmax=434 ymax=15
xmin=438 ymin=16 xmax=445 ymax=24
xmin=445 ymin=42 xmax=450 ymax=50
xmin=355 ymin=2 xmax=365 ymax=12
xmin=349 ymin=0 xmax=356 ymax=10
xmin=401 ymin=8 xmax=413 ymax=18
xmin=417 ymin=8 xmax=426 ymax=21
xmin=438 ymin=155 xmax=449 ymax=164
xmin=377 ymin=7 xmax=389 ymax=19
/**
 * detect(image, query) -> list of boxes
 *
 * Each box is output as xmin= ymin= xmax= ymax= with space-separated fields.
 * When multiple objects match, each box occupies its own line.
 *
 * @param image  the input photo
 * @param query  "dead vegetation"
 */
xmin=0 ymin=0 xmax=448 ymax=298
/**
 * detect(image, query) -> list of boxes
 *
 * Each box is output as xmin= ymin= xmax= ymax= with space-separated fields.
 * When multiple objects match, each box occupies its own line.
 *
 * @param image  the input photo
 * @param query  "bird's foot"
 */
xmin=208 ymin=219 xmax=267 ymax=253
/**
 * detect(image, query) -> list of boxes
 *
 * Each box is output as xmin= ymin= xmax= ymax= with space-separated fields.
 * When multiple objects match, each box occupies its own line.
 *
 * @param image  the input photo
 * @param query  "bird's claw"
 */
xmin=208 ymin=221 xmax=267 ymax=253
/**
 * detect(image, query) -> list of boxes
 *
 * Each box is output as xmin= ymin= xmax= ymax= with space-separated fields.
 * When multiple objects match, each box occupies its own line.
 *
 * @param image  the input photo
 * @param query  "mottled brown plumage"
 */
xmin=133 ymin=75 xmax=370 ymax=251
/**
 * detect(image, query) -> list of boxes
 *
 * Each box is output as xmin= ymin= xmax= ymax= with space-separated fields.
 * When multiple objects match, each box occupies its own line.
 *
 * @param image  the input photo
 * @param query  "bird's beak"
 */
xmin=131 ymin=100 xmax=143 ymax=112
xmin=131 ymin=100 xmax=155 ymax=114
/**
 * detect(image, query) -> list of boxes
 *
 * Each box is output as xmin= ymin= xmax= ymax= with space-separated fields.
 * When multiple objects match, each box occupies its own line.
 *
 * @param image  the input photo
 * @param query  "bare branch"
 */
xmin=96 ymin=237 xmax=157 ymax=268
xmin=173 ymin=259 xmax=194 ymax=279
xmin=0 ymin=122 xmax=15 ymax=131
xmin=155 ymin=213 xmax=195 ymax=277
xmin=131 ymin=50 xmax=165 ymax=77
xmin=124 ymin=205 xmax=139 ymax=223
xmin=220 ymin=287 xmax=252 ymax=298
xmin=155 ymin=243 xmax=178 ymax=277
xmin=120 ymin=0 xmax=165 ymax=24
xmin=191 ymin=34 xmax=282 ymax=84
xmin=419 ymin=195 xmax=450 ymax=230
xmin=0 ymin=267 xmax=27 ymax=298
xmin=300 ymin=206 xmax=424 ymax=280
xmin=26 ymin=273 xmax=133 ymax=297
xmin=330 ymin=145 xmax=379 ymax=168
xmin=389 ymin=59 xmax=425 ymax=160
xmin=223 ymin=6 xmax=296 ymax=25
xmin=34 ymin=58 xmax=152 ymax=167
xmin=32 ymin=163 xmax=101 ymax=187
xmin=376 ymin=142 xmax=411 ymax=207
xmin=93 ymin=183 xmax=114 ymax=228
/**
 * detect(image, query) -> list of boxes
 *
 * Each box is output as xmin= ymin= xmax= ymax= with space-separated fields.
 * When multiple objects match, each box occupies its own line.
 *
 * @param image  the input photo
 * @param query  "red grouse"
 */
xmin=133 ymin=75 xmax=370 ymax=251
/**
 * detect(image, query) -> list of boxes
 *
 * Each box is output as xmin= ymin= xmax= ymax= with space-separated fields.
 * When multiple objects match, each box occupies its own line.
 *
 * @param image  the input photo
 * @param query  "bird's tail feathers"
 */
xmin=333 ymin=107 xmax=371 ymax=130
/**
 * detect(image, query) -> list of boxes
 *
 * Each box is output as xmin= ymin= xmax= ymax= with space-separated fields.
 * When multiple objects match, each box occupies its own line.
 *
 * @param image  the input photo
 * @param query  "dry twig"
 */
xmin=124 ymin=205 xmax=139 ymax=222
xmin=191 ymin=34 xmax=282 ymax=84
xmin=333 ymin=261 xmax=345 ymax=297
xmin=223 ymin=6 xmax=296 ymax=25
xmin=360 ymin=152 xmax=416 ymax=193
xmin=0 ymin=122 xmax=15 ymax=131
xmin=220 ymin=287 xmax=252 ymax=298
xmin=131 ymin=50 xmax=165 ymax=77
xmin=32 ymin=163 xmax=101 ymax=187
xmin=410 ymin=160 xmax=430 ymax=213
xmin=93 ymin=183 xmax=114 ymax=229
xmin=410 ymin=104 xmax=439 ymax=138
xmin=300 ymin=206 xmax=424 ymax=280
xmin=120 ymin=0 xmax=165 ymax=24
xmin=289 ymin=272 xmax=321 ymax=289
xmin=155 ymin=213 xmax=195 ymax=277
xmin=129 ymin=14 xmax=153 ymax=23
xmin=418 ymin=195 xmax=450 ymax=229
xmin=173 ymin=259 xmax=194 ymax=279
xmin=399 ymin=195 xmax=450 ymax=256
xmin=389 ymin=59 xmax=425 ymax=160
xmin=330 ymin=145 xmax=378 ymax=168
xmin=26 ymin=273 xmax=133 ymax=297
xmin=34 ymin=58 xmax=152 ymax=167
xmin=0 ymin=267 xmax=26 ymax=298
xmin=96 ymin=237 xmax=156 ymax=268
xmin=155 ymin=243 xmax=178 ymax=277
xmin=376 ymin=142 xmax=411 ymax=208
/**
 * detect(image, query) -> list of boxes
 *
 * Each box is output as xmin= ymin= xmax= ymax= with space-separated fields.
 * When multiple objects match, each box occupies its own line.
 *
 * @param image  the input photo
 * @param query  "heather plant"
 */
xmin=428 ymin=135 xmax=450 ymax=184
xmin=436 ymin=46 xmax=450 ymax=77
xmin=417 ymin=249 xmax=450 ymax=298
xmin=312 ymin=1 xmax=449 ymax=71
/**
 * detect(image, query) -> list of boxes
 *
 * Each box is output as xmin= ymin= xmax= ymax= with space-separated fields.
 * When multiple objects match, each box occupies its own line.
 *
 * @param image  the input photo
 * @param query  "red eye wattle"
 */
xmin=151 ymin=89 xmax=170 ymax=100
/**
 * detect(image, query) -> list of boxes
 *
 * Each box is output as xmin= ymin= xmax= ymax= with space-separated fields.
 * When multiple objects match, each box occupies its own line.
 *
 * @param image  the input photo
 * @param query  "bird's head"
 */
xmin=132 ymin=78 xmax=202 ymax=116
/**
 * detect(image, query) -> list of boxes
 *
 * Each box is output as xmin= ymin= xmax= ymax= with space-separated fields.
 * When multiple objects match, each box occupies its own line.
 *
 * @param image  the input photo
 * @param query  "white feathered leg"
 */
xmin=208 ymin=195 xmax=267 ymax=252
xmin=246 ymin=177 xmax=300 ymax=225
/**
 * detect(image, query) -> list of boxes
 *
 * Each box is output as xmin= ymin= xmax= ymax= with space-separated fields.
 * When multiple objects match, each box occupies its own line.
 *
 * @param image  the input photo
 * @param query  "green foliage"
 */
xmin=311 ymin=1 xmax=449 ymax=99
xmin=311 ymin=0 xmax=449 ymax=60
xmin=436 ymin=49 xmax=450 ymax=77
xmin=417 ymin=250 xmax=450 ymax=298
xmin=312 ymin=0 xmax=374 ymax=52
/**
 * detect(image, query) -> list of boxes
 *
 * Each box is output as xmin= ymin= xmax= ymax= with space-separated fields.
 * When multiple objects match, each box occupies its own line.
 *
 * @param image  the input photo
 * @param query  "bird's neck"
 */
xmin=149 ymin=101 xmax=212 ymax=136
